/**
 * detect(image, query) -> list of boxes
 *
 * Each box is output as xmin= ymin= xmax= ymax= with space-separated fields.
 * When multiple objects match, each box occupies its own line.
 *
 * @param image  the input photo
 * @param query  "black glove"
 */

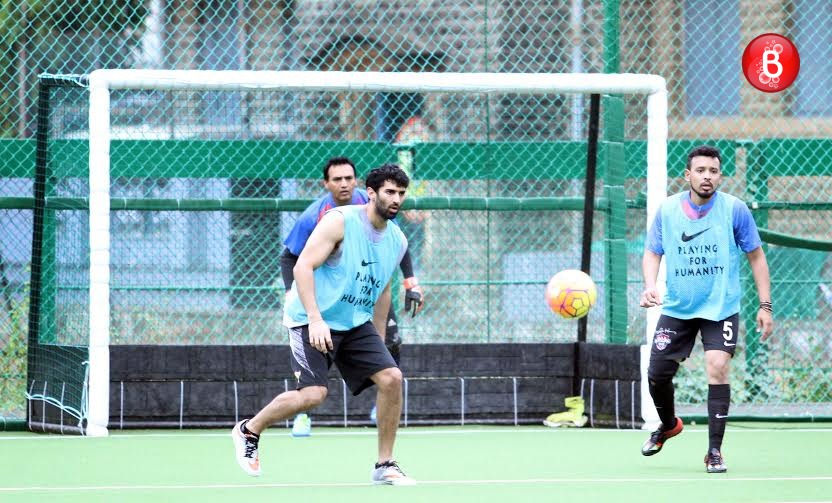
xmin=403 ymin=277 xmax=424 ymax=317
xmin=385 ymin=330 xmax=402 ymax=353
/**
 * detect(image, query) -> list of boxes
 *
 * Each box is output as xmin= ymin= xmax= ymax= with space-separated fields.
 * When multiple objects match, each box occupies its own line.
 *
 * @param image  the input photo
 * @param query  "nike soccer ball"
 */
xmin=544 ymin=269 xmax=597 ymax=319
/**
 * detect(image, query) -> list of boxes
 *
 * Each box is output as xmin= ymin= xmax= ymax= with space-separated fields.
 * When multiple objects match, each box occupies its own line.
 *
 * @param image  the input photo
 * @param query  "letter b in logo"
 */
xmin=762 ymin=49 xmax=782 ymax=79
xmin=742 ymin=33 xmax=799 ymax=93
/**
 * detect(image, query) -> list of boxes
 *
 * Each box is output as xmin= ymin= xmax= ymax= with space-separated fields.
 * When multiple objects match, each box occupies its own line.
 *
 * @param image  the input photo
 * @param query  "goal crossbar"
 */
xmin=90 ymin=69 xmax=667 ymax=95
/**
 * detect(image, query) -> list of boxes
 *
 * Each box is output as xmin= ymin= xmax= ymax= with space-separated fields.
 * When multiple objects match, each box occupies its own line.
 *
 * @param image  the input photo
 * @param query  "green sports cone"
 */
xmin=543 ymin=396 xmax=588 ymax=428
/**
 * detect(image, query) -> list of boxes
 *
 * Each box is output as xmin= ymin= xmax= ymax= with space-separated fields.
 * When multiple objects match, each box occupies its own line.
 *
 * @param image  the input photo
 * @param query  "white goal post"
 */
xmin=85 ymin=70 xmax=668 ymax=436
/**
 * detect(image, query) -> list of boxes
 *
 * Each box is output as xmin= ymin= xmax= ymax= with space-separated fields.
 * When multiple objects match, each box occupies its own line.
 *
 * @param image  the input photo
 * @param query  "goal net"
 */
xmin=29 ymin=70 xmax=668 ymax=435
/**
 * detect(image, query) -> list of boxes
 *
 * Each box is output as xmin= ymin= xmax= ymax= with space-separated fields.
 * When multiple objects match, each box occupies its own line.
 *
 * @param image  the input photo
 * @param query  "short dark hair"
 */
xmin=323 ymin=156 xmax=356 ymax=180
xmin=365 ymin=163 xmax=410 ymax=192
xmin=686 ymin=145 xmax=721 ymax=170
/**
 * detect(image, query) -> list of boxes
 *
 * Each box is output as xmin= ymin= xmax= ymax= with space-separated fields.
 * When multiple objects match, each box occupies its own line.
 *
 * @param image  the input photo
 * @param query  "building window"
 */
xmin=112 ymin=178 xmax=172 ymax=238
xmin=793 ymin=0 xmax=831 ymax=117
xmin=683 ymin=0 xmax=740 ymax=116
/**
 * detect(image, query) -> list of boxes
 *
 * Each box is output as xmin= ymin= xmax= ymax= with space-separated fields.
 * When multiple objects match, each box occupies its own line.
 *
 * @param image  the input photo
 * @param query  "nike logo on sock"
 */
xmin=715 ymin=414 xmax=728 ymax=419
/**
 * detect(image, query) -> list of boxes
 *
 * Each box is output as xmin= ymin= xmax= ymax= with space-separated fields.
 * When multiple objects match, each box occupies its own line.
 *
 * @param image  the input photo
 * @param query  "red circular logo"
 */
xmin=741 ymin=33 xmax=800 ymax=93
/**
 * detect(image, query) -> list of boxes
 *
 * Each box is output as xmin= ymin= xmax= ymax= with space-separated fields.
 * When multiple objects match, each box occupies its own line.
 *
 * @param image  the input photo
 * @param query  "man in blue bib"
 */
xmin=279 ymin=156 xmax=424 ymax=435
xmin=231 ymin=164 xmax=416 ymax=486
xmin=639 ymin=145 xmax=774 ymax=473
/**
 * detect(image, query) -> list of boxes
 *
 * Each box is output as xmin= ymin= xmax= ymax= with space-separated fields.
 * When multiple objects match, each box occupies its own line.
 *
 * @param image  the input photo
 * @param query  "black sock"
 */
xmin=648 ymin=379 xmax=676 ymax=430
xmin=241 ymin=419 xmax=259 ymax=438
xmin=708 ymin=384 xmax=730 ymax=451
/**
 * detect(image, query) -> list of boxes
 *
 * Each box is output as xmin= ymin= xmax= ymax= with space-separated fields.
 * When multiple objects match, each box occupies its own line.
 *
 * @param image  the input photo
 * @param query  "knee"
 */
xmin=648 ymin=359 xmax=679 ymax=382
xmin=374 ymin=367 xmax=403 ymax=391
xmin=299 ymin=386 xmax=327 ymax=408
xmin=707 ymin=359 xmax=731 ymax=382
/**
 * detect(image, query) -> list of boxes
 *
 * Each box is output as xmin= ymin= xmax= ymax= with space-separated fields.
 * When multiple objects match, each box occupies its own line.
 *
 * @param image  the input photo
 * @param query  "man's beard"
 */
xmin=374 ymin=199 xmax=397 ymax=220
xmin=692 ymin=185 xmax=714 ymax=200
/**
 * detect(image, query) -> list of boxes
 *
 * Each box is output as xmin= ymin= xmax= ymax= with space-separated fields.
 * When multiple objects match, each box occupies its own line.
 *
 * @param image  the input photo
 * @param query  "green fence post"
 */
xmin=603 ymin=98 xmax=626 ymax=344
xmin=30 ymin=80 xmax=56 ymax=346
xmin=603 ymin=0 xmax=626 ymax=343
xmin=603 ymin=0 xmax=620 ymax=74
xmin=40 ymin=196 xmax=56 ymax=345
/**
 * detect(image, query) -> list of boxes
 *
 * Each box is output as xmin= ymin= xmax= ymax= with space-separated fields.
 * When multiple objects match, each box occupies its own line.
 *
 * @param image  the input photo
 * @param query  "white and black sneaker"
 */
xmin=705 ymin=448 xmax=727 ymax=473
xmin=371 ymin=460 xmax=416 ymax=486
xmin=232 ymin=419 xmax=261 ymax=476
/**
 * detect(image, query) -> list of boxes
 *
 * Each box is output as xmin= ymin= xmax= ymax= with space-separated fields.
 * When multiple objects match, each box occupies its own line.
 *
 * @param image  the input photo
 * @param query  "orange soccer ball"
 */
xmin=544 ymin=269 xmax=598 ymax=319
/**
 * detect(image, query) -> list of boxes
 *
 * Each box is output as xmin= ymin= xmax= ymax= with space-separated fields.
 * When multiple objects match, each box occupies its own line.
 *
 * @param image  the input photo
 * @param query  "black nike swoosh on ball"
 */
xmin=681 ymin=228 xmax=711 ymax=242
xmin=361 ymin=260 xmax=378 ymax=267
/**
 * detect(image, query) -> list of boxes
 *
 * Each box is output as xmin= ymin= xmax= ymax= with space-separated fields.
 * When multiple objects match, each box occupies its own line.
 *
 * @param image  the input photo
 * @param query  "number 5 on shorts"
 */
xmin=722 ymin=320 xmax=735 ymax=347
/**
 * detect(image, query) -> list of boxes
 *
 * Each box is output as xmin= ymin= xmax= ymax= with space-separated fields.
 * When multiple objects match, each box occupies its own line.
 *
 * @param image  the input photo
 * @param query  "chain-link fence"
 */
xmin=1 ymin=1 xmax=830 ymax=423
xmin=0 ymin=205 xmax=30 ymax=422
xmin=38 ymin=82 xmax=620 ymax=340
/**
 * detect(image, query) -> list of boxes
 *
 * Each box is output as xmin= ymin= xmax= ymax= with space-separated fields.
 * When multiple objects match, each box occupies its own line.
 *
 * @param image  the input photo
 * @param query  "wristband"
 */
xmin=403 ymin=277 xmax=419 ymax=290
xmin=759 ymin=301 xmax=772 ymax=314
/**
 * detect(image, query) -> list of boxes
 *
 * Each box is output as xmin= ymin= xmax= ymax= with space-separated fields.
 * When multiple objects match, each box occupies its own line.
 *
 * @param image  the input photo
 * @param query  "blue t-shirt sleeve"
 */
xmin=645 ymin=206 xmax=664 ymax=255
xmin=283 ymin=196 xmax=331 ymax=255
xmin=283 ymin=208 xmax=317 ymax=255
xmin=733 ymin=200 xmax=762 ymax=253
xmin=354 ymin=188 xmax=369 ymax=203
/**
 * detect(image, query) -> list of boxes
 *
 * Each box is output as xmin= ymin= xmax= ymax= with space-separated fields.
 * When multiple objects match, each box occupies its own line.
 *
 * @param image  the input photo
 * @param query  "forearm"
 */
xmin=399 ymin=248 xmax=415 ymax=278
xmin=373 ymin=283 xmax=392 ymax=338
xmin=747 ymin=248 xmax=772 ymax=303
xmin=279 ymin=248 xmax=298 ymax=290
xmin=642 ymin=251 xmax=662 ymax=288
xmin=293 ymin=261 xmax=322 ymax=322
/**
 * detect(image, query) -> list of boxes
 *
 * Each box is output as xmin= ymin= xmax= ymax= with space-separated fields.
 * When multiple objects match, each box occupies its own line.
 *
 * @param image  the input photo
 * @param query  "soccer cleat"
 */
xmin=291 ymin=413 xmax=312 ymax=437
xmin=641 ymin=417 xmax=683 ymax=456
xmin=232 ymin=419 xmax=262 ymax=476
xmin=372 ymin=460 xmax=416 ymax=486
xmin=704 ymin=448 xmax=727 ymax=473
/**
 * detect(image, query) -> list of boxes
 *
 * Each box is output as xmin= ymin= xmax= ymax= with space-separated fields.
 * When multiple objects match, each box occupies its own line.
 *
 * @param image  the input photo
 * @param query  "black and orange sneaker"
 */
xmin=704 ymin=448 xmax=727 ymax=473
xmin=641 ymin=417 xmax=683 ymax=456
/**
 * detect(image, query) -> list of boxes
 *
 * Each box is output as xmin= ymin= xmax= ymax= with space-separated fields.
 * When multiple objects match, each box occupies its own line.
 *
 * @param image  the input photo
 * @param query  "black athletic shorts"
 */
xmin=650 ymin=312 xmax=740 ymax=362
xmin=287 ymin=320 xmax=398 ymax=396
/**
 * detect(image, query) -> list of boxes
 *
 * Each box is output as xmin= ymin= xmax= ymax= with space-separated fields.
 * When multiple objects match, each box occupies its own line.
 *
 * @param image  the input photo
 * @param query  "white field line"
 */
xmin=2 ymin=426 xmax=832 ymax=440
xmin=1 ymin=476 xmax=832 ymax=493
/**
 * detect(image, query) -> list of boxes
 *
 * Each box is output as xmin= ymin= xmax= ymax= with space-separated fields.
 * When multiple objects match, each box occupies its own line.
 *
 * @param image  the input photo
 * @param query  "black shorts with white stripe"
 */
xmin=287 ymin=320 xmax=398 ymax=396
xmin=649 ymin=312 xmax=740 ymax=364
